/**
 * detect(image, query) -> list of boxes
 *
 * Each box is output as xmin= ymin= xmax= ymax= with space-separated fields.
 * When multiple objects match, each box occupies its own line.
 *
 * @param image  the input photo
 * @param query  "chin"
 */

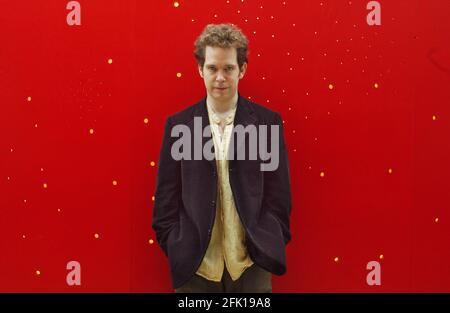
xmin=211 ymin=91 xmax=226 ymax=97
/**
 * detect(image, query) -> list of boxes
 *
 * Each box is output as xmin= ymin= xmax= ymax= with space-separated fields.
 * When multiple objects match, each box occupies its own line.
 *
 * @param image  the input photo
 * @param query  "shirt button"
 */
xmin=211 ymin=200 xmax=215 ymax=206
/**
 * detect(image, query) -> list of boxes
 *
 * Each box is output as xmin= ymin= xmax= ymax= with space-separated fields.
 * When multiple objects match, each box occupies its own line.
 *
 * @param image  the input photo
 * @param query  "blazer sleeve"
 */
xmin=262 ymin=112 xmax=292 ymax=245
xmin=152 ymin=116 xmax=182 ymax=256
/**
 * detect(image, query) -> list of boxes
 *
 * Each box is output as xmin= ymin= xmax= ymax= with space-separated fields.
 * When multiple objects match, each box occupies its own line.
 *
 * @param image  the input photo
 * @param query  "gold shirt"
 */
xmin=196 ymin=101 xmax=254 ymax=282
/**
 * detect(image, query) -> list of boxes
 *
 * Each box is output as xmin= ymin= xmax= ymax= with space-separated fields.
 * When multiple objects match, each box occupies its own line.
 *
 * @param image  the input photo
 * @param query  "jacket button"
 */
xmin=210 ymin=200 xmax=215 ymax=206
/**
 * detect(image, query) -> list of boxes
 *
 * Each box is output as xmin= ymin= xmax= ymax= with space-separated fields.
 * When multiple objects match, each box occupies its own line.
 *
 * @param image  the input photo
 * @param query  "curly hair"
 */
xmin=194 ymin=23 xmax=249 ymax=71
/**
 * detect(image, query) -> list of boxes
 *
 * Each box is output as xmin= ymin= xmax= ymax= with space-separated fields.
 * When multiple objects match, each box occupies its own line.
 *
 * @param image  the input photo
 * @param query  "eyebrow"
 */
xmin=205 ymin=64 xmax=236 ymax=68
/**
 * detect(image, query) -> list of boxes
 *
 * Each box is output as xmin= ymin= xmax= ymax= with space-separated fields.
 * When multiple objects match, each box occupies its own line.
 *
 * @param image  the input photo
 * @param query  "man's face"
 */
xmin=198 ymin=46 xmax=247 ymax=103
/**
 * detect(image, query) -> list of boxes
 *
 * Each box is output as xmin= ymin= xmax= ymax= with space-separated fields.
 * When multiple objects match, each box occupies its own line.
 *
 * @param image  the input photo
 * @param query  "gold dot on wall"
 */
xmin=388 ymin=168 xmax=393 ymax=174
xmin=435 ymin=217 xmax=439 ymax=223
xmin=43 ymin=183 xmax=48 ymax=189
xmin=152 ymin=196 xmax=155 ymax=201
xmin=94 ymin=233 xmax=100 ymax=239
xmin=176 ymin=72 xmax=182 ymax=78
xmin=173 ymin=1 xmax=179 ymax=7
xmin=149 ymin=239 xmax=154 ymax=245
xmin=334 ymin=257 xmax=339 ymax=262
xmin=36 ymin=270 xmax=41 ymax=275
xmin=379 ymin=254 xmax=384 ymax=260
xmin=150 ymin=161 xmax=156 ymax=167
xmin=374 ymin=83 xmax=379 ymax=89
xmin=27 ymin=96 xmax=32 ymax=102
xmin=144 ymin=118 xmax=149 ymax=124
xmin=432 ymin=115 xmax=437 ymax=121
xmin=89 ymin=128 xmax=94 ymax=135
xmin=320 ymin=171 xmax=325 ymax=177
xmin=107 ymin=58 xmax=113 ymax=64
xmin=328 ymin=84 xmax=334 ymax=90
xmin=112 ymin=180 xmax=118 ymax=186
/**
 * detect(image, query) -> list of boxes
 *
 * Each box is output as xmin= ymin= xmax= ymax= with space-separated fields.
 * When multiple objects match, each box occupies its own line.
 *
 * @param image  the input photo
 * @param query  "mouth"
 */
xmin=214 ymin=87 xmax=228 ymax=90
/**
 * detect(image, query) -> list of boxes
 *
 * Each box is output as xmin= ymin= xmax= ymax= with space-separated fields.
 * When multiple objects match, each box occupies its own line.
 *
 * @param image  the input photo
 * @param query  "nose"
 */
xmin=215 ymin=71 xmax=226 ymax=82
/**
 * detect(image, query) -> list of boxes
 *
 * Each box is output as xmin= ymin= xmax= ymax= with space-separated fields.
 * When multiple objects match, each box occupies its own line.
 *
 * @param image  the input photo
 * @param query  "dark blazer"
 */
xmin=152 ymin=94 xmax=292 ymax=289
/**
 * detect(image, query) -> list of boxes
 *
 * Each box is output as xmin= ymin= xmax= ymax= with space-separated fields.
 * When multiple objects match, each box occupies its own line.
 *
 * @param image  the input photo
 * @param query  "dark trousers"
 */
xmin=174 ymin=263 xmax=272 ymax=293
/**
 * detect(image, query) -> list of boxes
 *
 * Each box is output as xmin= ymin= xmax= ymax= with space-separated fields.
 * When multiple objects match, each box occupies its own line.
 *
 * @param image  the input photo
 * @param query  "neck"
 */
xmin=207 ymin=92 xmax=238 ymax=114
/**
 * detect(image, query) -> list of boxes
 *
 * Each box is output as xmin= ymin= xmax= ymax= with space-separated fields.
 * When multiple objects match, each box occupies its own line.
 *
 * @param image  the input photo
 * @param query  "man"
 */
xmin=152 ymin=23 xmax=292 ymax=293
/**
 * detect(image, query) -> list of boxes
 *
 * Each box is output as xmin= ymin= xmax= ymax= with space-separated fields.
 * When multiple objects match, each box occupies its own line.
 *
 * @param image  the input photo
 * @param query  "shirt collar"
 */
xmin=206 ymin=102 xmax=237 ymax=125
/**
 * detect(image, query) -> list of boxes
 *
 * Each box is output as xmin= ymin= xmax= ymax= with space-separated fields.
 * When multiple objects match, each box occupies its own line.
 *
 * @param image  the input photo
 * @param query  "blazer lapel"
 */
xmin=229 ymin=95 xmax=258 ymax=162
xmin=187 ymin=97 xmax=216 ymax=170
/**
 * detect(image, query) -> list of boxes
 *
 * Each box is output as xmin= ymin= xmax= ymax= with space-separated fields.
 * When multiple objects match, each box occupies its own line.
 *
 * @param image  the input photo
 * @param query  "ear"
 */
xmin=198 ymin=65 xmax=204 ymax=78
xmin=238 ymin=62 xmax=247 ymax=79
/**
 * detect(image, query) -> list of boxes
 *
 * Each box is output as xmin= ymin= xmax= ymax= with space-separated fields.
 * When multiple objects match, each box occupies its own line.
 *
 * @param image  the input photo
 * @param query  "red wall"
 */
xmin=1 ymin=0 xmax=449 ymax=292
